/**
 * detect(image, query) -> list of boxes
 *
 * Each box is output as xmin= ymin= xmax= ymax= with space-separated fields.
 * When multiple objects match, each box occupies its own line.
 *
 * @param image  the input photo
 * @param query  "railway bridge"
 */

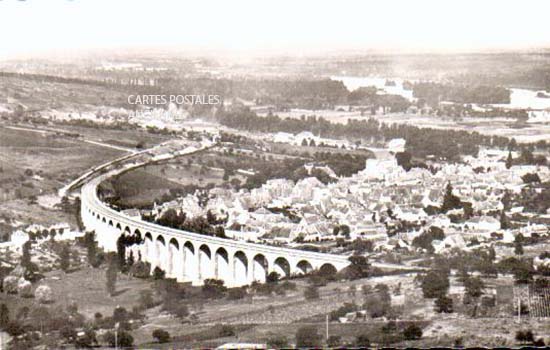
xmin=81 ymin=174 xmax=351 ymax=287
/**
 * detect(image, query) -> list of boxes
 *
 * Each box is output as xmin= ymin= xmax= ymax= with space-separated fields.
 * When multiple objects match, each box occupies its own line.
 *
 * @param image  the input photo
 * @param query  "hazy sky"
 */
xmin=1 ymin=0 xmax=549 ymax=58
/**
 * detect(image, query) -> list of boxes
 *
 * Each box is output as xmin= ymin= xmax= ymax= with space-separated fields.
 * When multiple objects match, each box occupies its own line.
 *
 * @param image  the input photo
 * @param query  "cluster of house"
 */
xmin=271 ymin=131 xmax=354 ymax=149
xmin=128 ymin=103 xmax=190 ymax=130
xmin=149 ymin=144 xmax=549 ymax=253
xmin=25 ymin=102 xmax=203 ymax=132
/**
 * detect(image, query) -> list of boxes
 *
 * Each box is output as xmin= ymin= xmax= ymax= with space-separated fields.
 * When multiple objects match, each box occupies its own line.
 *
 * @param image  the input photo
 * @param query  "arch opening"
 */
xmin=233 ymin=251 xmax=248 ymax=286
xmin=273 ymin=257 xmax=291 ymax=278
xmin=214 ymin=247 xmax=229 ymax=280
xmin=183 ymin=241 xmax=197 ymax=282
xmin=252 ymin=254 xmax=268 ymax=283
xmin=296 ymin=260 xmax=313 ymax=275
xmin=198 ymin=244 xmax=214 ymax=281
xmin=167 ymin=238 xmax=180 ymax=278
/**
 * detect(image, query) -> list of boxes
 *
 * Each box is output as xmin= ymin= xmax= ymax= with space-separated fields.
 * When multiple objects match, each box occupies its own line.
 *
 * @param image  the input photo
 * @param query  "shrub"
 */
xmin=227 ymin=287 xmax=247 ymax=300
xmin=327 ymin=335 xmax=342 ymax=347
xmin=304 ymin=285 xmax=320 ymax=300
xmin=6 ymin=321 xmax=25 ymax=337
xmin=103 ymin=330 xmax=134 ymax=348
xmin=296 ymin=326 xmax=321 ymax=348
xmin=218 ymin=324 xmax=236 ymax=337
xmin=167 ymin=304 xmax=189 ymax=319
xmin=17 ymin=279 xmax=33 ymax=298
xmin=515 ymin=329 xmax=534 ymax=344
xmin=60 ymin=325 xmax=78 ymax=342
xmin=435 ymin=295 xmax=453 ymax=313
xmin=75 ymin=329 xmax=97 ymax=348
xmin=3 ymin=276 xmax=19 ymax=294
xmin=421 ymin=270 xmax=450 ymax=298
xmin=138 ymin=289 xmax=156 ymax=310
xmin=202 ymin=279 xmax=227 ymax=299
xmin=0 ymin=304 xmax=9 ymax=328
xmin=267 ymin=334 xmax=288 ymax=348
xmin=355 ymin=334 xmax=370 ymax=347
xmin=330 ymin=303 xmax=358 ymax=321
xmin=35 ymin=285 xmax=53 ymax=303
xmin=403 ymin=324 xmax=423 ymax=340
xmin=280 ymin=281 xmax=296 ymax=290
xmin=152 ymin=329 xmax=171 ymax=343
xmin=266 ymin=271 xmax=280 ymax=283
xmin=153 ymin=267 xmax=165 ymax=280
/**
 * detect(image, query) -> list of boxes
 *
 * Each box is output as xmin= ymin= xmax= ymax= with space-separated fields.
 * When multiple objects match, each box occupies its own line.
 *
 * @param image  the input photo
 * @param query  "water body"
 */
xmin=331 ymin=76 xmax=414 ymax=101
xmin=332 ymin=76 xmax=550 ymax=110
xmin=492 ymin=88 xmax=550 ymax=110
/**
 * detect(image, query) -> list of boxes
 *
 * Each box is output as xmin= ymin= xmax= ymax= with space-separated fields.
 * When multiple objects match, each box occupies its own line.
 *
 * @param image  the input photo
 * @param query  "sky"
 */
xmin=1 ymin=0 xmax=549 ymax=58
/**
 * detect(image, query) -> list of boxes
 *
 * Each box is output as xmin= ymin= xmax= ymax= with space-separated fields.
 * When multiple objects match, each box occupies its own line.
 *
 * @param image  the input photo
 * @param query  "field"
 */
xmin=0 ymin=126 xmax=125 ymax=190
xmin=0 ymin=125 xmax=130 ymax=227
xmin=0 ymin=75 xmax=130 ymax=111
xmin=258 ymin=110 xmax=550 ymax=143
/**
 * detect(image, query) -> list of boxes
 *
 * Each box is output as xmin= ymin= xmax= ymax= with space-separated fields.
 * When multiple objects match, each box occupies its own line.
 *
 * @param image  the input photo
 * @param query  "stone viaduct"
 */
xmin=81 ymin=174 xmax=351 ymax=288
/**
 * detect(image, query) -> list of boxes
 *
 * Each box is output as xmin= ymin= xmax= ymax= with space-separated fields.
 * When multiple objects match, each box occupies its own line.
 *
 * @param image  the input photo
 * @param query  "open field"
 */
xmin=0 ymin=125 xmax=129 ymax=227
xmin=0 ymin=126 xmax=125 ymax=190
xmin=0 ymin=75 xmax=130 ymax=111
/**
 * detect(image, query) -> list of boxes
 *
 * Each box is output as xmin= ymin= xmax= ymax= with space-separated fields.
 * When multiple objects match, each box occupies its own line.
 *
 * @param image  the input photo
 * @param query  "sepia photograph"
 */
xmin=0 ymin=0 xmax=549 ymax=348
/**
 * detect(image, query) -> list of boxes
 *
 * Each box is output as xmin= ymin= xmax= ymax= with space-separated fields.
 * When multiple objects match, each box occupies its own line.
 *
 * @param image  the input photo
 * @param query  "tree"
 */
xmin=364 ymin=285 xmax=391 ymax=318
xmin=295 ymin=326 xmax=321 ymax=348
xmin=395 ymin=151 xmax=413 ymax=171
xmin=84 ymin=231 xmax=99 ymax=267
xmin=441 ymin=183 xmax=461 ymax=213
xmin=506 ymin=151 xmax=513 ymax=169
xmin=521 ymin=172 xmax=541 ymax=184
xmin=59 ymin=244 xmax=71 ymax=272
xmin=403 ymin=324 xmax=423 ymax=340
xmin=0 ymin=304 xmax=9 ymax=329
xmin=21 ymin=241 xmax=32 ymax=269
xmin=116 ymin=235 xmax=127 ymax=270
xmin=515 ymin=330 xmax=534 ymax=344
xmin=501 ymin=190 xmax=512 ymax=211
xmin=520 ymin=148 xmax=535 ymax=164
xmin=500 ymin=210 xmax=510 ymax=230
xmin=152 ymin=329 xmax=171 ymax=343
xmin=104 ymin=330 xmax=134 ymax=348
xmin=435 ymin=295 xmax=453 ymax=313
xmin=421 ymin=270 xmax=450 ymax=298
xmin=464 ymin=276 xmax=484 ymax=298
xmin=106 ymin=257 xmax=118 ymax=296
xmin=345 ymin=255 xmax=370 ymax=280
xmin=514 ymin=241 xmax=524 ymax=255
